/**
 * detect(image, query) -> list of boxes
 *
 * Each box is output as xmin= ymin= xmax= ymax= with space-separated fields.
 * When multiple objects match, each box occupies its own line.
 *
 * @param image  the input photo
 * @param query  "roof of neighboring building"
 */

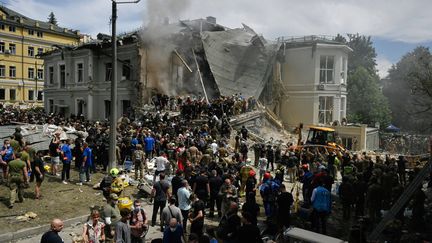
xmin=278 ymin=35 xmax=352 ymax=52
xmin=0 ymin=5 xmax=81 ymax=38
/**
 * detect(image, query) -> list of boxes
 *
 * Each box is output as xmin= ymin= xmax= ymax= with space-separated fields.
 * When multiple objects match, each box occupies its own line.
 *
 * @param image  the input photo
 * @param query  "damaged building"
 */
xmin=42 ymin=17 xmax=350 ymax=129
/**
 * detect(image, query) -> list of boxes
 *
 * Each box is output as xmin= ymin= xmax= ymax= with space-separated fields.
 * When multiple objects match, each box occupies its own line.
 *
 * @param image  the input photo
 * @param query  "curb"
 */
xmin=0 ymin=214 xmax=89 ymax=243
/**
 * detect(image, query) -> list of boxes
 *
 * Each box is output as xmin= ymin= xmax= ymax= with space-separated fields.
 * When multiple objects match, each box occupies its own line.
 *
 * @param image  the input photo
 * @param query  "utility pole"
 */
xmin=108 ymin=0 xmax=141 ymax=171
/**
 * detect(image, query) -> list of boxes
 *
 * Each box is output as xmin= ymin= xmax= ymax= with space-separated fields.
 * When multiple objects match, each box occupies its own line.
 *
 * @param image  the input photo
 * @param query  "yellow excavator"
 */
xmin=296 ymin=125 xmax=345 ymax=152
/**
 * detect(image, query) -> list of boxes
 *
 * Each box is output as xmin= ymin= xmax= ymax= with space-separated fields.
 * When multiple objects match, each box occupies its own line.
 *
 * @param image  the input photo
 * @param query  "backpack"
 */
xmin=134 ymin=150 xmax=145 ymax=161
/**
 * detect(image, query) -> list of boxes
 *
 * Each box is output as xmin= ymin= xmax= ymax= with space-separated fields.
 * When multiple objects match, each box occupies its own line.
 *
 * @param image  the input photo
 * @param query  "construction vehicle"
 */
xmin=296 ymin=125 xmax=345 ymax=152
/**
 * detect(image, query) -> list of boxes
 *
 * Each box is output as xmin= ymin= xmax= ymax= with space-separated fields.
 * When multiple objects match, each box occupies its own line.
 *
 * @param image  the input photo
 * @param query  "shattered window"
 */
xmin=319 ymin=96 xmax=334 ymax=124
xmin=319 ymin=55 xmax=334 ymax=84
xmin=105 ymin=63 xmax=112 ymax=81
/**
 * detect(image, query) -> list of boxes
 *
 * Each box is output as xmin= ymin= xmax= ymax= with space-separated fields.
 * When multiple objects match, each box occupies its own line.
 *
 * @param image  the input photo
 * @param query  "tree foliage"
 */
xmin=384 ymin=46 xmax=432 ymax=132
xmin=347 ymin=66 xmax=391 ymax=126
xmin=48 ymin=12 xmax=58 ymax=26
xmin=337 ymin=33 xmax=391 ymax=127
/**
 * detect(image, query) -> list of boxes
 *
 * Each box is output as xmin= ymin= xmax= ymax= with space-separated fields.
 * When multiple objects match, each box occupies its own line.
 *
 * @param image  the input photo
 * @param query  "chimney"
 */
xmin=163 ymin=17 xmax=169 ymax=25
xmin=206 ymin=16 xmax=216 ymax=24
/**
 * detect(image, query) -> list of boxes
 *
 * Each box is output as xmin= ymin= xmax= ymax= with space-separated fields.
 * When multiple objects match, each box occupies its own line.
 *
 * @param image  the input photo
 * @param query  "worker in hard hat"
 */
xmin=110 ymin=168 xmax=125 ymax=196
xmin=239 ymin=159 xmax=253 ymax=197
xmin=100 ymin=168 xmax=119 ymax=199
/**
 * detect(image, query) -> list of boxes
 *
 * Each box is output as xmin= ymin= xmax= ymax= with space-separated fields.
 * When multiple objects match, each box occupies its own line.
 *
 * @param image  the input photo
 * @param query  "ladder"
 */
xmin=367 ymin=157 xmax=431 ymax=241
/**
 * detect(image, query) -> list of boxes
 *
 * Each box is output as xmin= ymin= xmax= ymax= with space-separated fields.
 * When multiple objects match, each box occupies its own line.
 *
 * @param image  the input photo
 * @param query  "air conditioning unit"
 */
xmin=317 ymin=84 xmax=325 ymax=90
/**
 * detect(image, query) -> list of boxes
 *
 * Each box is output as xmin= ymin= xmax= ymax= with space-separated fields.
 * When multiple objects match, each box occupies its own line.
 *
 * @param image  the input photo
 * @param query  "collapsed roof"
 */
xmin=201 ymin=26 xmax=280 ymax=98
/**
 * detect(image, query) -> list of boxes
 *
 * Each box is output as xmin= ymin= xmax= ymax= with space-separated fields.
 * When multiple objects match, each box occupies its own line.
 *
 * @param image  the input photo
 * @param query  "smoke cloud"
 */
xmin=140 ymin=0 xmax=192 ymax=97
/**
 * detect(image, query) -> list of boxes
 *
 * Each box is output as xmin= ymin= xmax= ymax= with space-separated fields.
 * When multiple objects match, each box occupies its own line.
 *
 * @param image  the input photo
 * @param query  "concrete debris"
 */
xmin=15 ymin=212 xmax=38 ymax=222
xmin=201 ymin=27 xmax=280 ymax=99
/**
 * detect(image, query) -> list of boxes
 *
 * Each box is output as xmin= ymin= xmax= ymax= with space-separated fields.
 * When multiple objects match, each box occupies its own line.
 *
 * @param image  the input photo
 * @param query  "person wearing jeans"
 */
xmin=61 ymin=139 xmax=72 ymax=184
xmin=78 ymin=142 xmax=92 ymax=186
xmin=177 ymin=180 xmax=191 ymax=230
xmin=151 ymin=173 xmax=170 ymax=230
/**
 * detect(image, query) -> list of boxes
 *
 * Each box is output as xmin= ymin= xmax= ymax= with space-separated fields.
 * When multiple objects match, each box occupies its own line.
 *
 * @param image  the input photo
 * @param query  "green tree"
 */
xmin=347 ymin=66 xmax=391 ymax=126
xmin=337 ymin=33 xmax=391 ymax=127
xmin=384 ymin=46 xmax=432 ymax=131
xmin=48 ymin=12 xmax=58 ymax=26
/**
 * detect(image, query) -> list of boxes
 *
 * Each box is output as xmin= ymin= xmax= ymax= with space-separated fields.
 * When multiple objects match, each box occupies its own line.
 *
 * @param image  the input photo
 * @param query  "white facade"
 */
xmin=43 ymin=42 xmax=140 ymax=120
xmin=277 ymin=42 xmax=351 ymax=127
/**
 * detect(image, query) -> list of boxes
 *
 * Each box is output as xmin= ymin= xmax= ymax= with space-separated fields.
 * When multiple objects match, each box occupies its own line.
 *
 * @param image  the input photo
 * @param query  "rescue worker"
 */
xmin=110 ymin=169 xmax=125 ymax=196
xmin=7 ymin=152 xmax=28 ymax=208
xmin=239 ymin=159 xmax=253 ymax=197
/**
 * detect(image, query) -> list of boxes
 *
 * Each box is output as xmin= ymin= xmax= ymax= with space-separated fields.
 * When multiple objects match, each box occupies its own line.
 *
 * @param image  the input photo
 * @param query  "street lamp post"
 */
xmin=109 ymin=0 xmax=141 ymax=171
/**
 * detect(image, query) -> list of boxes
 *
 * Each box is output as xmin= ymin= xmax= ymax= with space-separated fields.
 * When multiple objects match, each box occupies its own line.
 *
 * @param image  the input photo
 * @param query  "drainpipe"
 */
xmin=21 ymin=33 xmax=25 ymax=101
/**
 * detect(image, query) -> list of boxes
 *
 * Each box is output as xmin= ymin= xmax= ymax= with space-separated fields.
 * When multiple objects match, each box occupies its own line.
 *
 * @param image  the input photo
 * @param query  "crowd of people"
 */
xmin=0 ymin=93 xmax=431 ymax=243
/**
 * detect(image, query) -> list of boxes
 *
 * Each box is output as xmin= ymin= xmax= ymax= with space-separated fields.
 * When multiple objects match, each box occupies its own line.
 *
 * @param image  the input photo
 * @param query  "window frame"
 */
xmin=37 ymin=90 xmax=43 ymax=101
xmin=105 ymin=62 xmax=112 ymax=82
xmin=36 ymin=31 xmax=43 ymax=38
xmin=76 ymin=62 xmax=84 ymax=83
xmin=37 ymin=68 xmax=43 ymax=80
xmin=28 ymin=90 xmax=35 ymax=101
xmin=122 ymin=60 xmax=131 ymax=80
xmin=319 ymin=55 xmax=335 ymax=84
xmin=9 ymin=66 xmax=16 ymax=78
xmin=318 ymin=96 xmax=334 ymax=124
xmin=48 ymin=66 xmax=54 ymax=84
xmin=9 ymin=89 xmax=16 ymax=101
xmin=0 ymin=65 xmax=5 ymax=77
xmin=0 ymin=88 xmax=5 ymax=100
xmin=28 ymin=67 xmax=35 ymax=79
xmin=28 ymin=46 xmax=34 ymax=57
xmin=9 ymin=43 xmax=16 ymax=55
xmin=9 ymin=25 xmax=16 ymax=32
xmin=0 ymin=42 xmax=4 ymax=53
xmin=28 ymin=29 xmax=34 ymax=35
xmin=59 ymin=64 xmax=66 ymax=88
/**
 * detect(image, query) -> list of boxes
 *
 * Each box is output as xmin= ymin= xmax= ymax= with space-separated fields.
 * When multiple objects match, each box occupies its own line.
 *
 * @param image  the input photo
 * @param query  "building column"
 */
xmin=87 ymin=94 xmax=93 ymax=120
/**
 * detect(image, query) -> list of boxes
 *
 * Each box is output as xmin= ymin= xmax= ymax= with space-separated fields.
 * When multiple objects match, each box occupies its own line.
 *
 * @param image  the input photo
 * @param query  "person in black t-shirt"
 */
xmin=238 ymin=212 xmax=263 ymax=243
xmin=41 ymin=218 xmax=64 ymax=243
xmin=208 ymin=170 xmax=223 ymax=218
xmin=242 ymin=192 xmax=260 ymax=226
xmin=193 ymin=169 xmax=210 ymax=202
xmin=171 ymin=170 xmax=184 ymax=206
xmin=277 ymin=184 xmax=293 ymax=230
xmin=189 ymin=193 xmax=205 ymax=237
xmin=33 ymin=150 xmax=45 ymax=199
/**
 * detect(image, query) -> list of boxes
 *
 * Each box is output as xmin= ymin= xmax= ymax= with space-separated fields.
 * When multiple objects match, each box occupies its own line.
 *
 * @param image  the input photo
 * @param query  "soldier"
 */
xmin=7 ymin=152 xmax=28 ymax=208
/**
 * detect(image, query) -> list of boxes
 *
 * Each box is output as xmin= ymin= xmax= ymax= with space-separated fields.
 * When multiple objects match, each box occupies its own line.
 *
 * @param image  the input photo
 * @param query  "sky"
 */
xmin=4 ymin=0 xmax=432 ymax=78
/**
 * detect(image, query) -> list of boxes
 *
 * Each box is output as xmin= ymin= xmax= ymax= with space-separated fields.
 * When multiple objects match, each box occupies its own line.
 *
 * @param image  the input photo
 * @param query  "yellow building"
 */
xmin=0 ymin=6 xmax=81 ymax=106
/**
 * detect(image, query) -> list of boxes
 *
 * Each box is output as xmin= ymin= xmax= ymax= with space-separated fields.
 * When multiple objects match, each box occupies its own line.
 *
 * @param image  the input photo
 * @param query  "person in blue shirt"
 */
xmin=60 ymin=139 xmax=73 ymax=184
xmin=144 ymin=135 xmax=155 ymax=159
xmin=1 ymin=139 xmax=14 ymax=180
xmin=131 ymin=135 xmax=139 ymax=151
xmin=1 ymin=139 xmax=14 ymax=162
xmin=78 ymin=142 xmax=92 ymax=186
xmin=310 ymin=180 xmax=332 ymax=234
